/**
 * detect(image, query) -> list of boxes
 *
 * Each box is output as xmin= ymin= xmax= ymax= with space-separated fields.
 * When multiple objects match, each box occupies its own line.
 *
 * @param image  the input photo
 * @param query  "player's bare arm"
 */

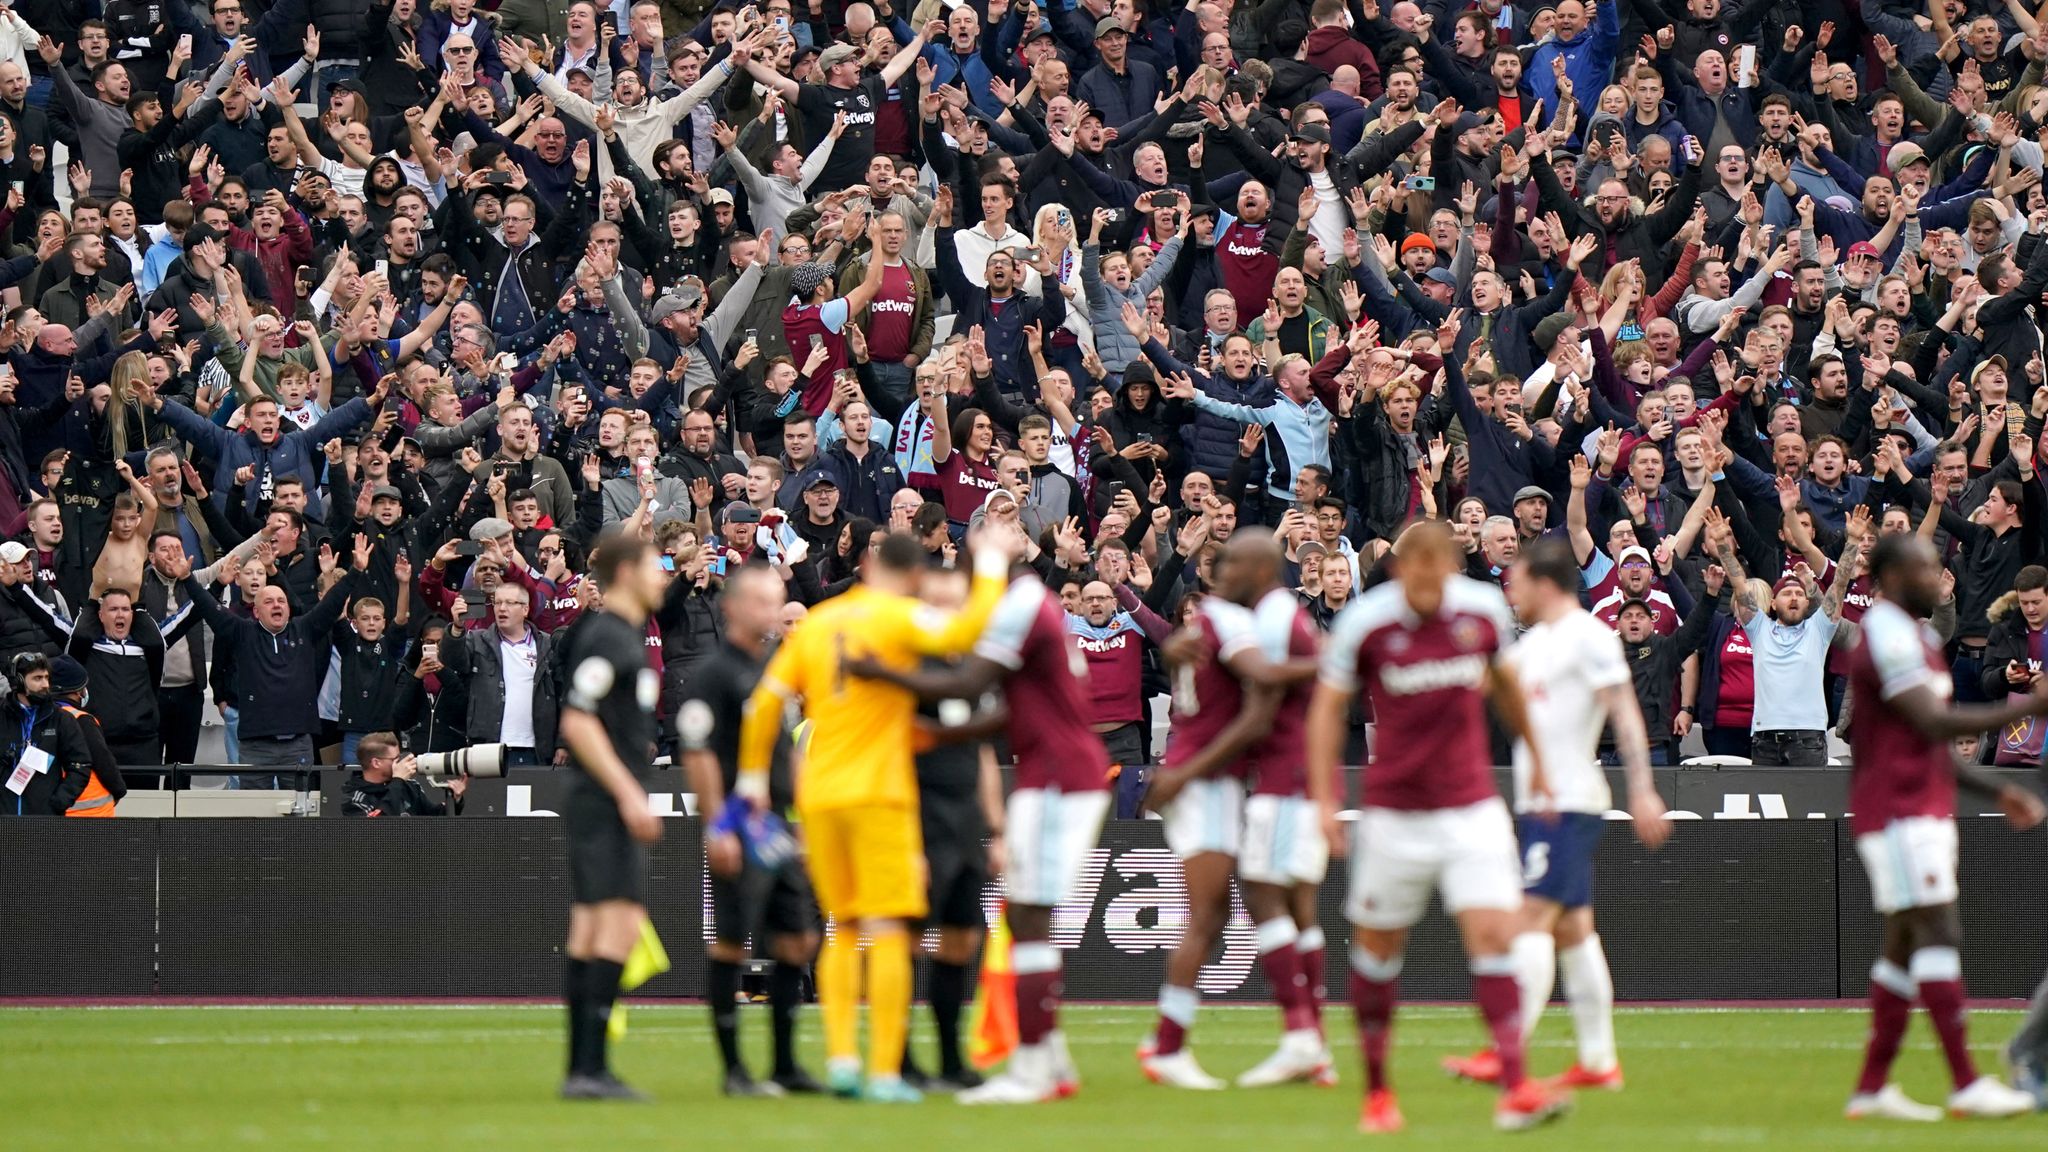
xmin=1222 ymin=646 xmax=1323 ymax=686
xmin=844 ymin=653 xmax=1005 ymax=700
xmin=1596 ymin=682 xmax=1671 ymax=849
xmin=1305 ymin=681 xmax=1352 ymax=855
xmin=1148 ymin=681 xmax=1281 ymax=808
xmin=1486 ymin=658 xmax=1549 ymax=807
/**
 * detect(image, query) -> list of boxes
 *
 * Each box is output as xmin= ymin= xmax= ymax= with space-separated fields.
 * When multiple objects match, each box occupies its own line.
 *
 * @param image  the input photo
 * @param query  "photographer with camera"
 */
xmin=340 ymin=731 xmax=466 ymax=818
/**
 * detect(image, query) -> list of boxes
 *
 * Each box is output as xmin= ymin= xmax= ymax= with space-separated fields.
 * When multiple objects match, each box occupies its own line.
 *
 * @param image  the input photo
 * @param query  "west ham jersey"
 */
xmin=1321 ymin=576 xmax=1513 ymax=811
xmin=975 ymin=574 xmax=1109 ymax=791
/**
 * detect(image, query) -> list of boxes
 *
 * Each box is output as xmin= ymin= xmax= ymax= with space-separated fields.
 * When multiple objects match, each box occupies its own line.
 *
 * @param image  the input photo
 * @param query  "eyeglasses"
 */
xmin=214 ymin=4 xmax=242 ymax=12
xmin=533 ymin=129 xmax=565 ymax=137
xmin=445 ymin=45 xmax=476 ymax=54
xmin=781 ymin=243 xmax=810 ymax=254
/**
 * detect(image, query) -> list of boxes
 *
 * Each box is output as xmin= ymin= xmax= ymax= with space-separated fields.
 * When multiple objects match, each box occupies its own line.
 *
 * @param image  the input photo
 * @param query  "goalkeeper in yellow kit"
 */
xmin=737 ymin=531 xmax=1017 ymax=1102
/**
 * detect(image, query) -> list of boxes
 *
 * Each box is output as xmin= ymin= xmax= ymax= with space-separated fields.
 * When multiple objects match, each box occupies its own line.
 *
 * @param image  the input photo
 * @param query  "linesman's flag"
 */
xmin=967 ymin=905 xmax=1018 ymax=1069
xmin=608 ymin=918 xmax=672 ymax=1041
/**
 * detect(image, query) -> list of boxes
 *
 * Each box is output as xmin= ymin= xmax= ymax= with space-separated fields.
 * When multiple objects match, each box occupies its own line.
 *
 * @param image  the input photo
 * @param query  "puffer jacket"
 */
xmin=310 ymin=0 xmax=372 ymax=60
xmin=1083 ymin=234 xmax=1183 ymax=373
xmin=1172 ymin=367 xmax=1275 ymax=484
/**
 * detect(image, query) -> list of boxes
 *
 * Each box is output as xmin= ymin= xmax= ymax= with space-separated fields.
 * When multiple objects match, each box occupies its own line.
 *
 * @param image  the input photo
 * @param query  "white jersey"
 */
xmin=1503 ymin=609 xmax=1631 ymax=814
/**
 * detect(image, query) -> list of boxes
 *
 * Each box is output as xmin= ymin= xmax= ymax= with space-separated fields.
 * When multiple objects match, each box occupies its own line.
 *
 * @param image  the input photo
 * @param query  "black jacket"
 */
xmin=0 ymin=695 xmax=94 ymax=816
xmin=181 ymin=570 xmax=358 ymax=740
xmin=341 ymin=771 xmax=459 ymax=817
xmin=57 ymin=599 xmax=203 ymax=746
xmin=440 ymin=625 xmax=557 ymax=760
xmin=332 ymin=624 xmax=411 ymax=733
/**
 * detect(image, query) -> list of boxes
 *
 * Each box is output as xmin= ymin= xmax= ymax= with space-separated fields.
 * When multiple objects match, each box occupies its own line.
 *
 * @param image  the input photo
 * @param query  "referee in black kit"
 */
xmin=678 ymin=564 xmax=823 ymax=1098
xmin=556 ymin=537 xmax=667 ymax=1102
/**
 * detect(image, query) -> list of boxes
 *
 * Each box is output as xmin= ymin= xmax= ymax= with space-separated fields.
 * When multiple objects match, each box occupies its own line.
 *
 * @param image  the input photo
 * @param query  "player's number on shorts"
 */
xmin=1522 ymin=841 xmax=1550 ymax=886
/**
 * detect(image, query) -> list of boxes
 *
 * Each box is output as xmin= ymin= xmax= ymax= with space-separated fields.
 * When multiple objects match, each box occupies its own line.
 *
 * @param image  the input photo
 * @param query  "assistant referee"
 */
xmin=556 ymin=538 xmax=667 ymax=1102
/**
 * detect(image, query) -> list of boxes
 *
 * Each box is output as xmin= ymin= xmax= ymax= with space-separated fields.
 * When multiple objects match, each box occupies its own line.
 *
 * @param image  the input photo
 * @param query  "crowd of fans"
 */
xmin=1 ymin=0 xmax=2046 ymax=816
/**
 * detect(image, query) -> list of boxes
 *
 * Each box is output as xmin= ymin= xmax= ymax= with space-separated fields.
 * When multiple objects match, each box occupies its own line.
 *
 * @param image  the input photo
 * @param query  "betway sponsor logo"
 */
xmin=1075 ymin=632 xmax=1137 ymax=654
xmin=1379 ymin=654 xmax=1486 ymax=695
xmin=870 ymin=298 xmax=915 ymax=315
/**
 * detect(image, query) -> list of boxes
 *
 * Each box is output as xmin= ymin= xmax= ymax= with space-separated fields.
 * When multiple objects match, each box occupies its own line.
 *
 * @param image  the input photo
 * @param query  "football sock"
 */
xmin=1255 ymin=918 xmax=1314 ymax=1032
xmin=708 ymin=959 xmax=744 ymax=1073
xmin=1856 ymin=959 xmax=1915 ymax=1096
xmin=1154 ymin=984 xmax=1198 ymax=1057
xmin=816 ymin=931 xmax=861 ymax=1065
xmin=931 ymin=960 xmax=970 ymax=1077
xmin=1512 ymin=932 xmax=1556 ymax=1044
xmin=584 ymin=958 xmax=625 ymax=1077
xmin=1912 ymin=947 xmax=1978 ymax=1090
xmin=769 ymin=961 xmax=804 ymax=1076
xmin=1297 ymin=925 xmax=1326 ymax=1032
xmin=564 ymin=957 xmax=590 ymax=1077
xmin=866 ymin=931 xmax=913 ymax=1080
xmin=1013 ymin=941 xmax=1063 ymax=1047
xmin=1471 ymin=955 xmax=1526 ymax=1091
xmin=1349 ymin=947 xmax=1402 ymax=1093
xmin=1558 ymin=934 xmax=1615 ymax=1072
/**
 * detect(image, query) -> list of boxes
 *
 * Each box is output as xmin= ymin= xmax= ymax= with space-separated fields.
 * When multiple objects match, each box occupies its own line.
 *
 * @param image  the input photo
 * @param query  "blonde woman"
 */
xmin=1030 ymin=203 xmax=1092 ymax=349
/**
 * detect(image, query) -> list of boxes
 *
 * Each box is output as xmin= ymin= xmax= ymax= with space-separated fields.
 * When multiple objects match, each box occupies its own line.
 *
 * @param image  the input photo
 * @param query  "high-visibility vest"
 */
xmin=58 ymin=704 xmax=115 ymax=818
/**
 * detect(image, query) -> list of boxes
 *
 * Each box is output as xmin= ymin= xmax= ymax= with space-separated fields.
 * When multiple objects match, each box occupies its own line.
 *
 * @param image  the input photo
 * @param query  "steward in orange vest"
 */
xmin=50 ymin=656 xmax=124 ymax=817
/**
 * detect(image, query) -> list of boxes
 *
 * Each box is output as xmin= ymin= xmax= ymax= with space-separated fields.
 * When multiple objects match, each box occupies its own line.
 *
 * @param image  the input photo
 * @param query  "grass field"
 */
xmin=4 ymin=1003 xmax=2041 ymax=1150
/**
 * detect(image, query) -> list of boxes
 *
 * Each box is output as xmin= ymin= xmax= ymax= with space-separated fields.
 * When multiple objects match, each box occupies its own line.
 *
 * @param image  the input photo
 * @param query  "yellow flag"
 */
xmin=609 ymin=918 xmax=672 ymax=1041
xmin=967 ymin=903 xmax=1017 ymax=1070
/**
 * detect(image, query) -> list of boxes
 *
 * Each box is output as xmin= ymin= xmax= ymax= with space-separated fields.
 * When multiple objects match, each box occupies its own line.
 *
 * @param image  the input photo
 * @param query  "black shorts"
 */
xmin=710 ymin=859 xmax=816 ymax=946
xmin=921 ymin=799 xmax=989 ymax=930
xmin=566 ymin=790 xmax=648 ymax=906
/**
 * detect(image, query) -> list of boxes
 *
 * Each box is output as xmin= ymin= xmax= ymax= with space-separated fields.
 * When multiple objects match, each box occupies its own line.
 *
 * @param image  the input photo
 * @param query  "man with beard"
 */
xmin=1704 ymin=506 xmax=1855 ymax=766
xmin=506 ymin=34 xmax=737 ymax=178
xmin=737 ymin=22 xmax=938 ymax=195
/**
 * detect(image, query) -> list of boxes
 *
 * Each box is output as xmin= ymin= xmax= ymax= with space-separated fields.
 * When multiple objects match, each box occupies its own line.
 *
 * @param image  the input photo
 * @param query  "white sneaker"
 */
xmin=1845 ymin=1084 xmax=1943 ymax=1122
xmin=1141 ymin=1049 xmax=1227 ymax=1090
xmin=1948 ymin=1076 xmax=2036 ymax=1118
xmin=959 ymin=1046 xmax=1058 ymax=1106
xmin=1236 ymin=1029 xmax=1331 ymax=1088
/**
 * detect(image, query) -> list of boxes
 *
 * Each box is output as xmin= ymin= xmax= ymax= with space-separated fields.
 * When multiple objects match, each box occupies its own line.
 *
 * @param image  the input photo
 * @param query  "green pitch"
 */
xmin=3 ymin=1003 xmax=2038 ymax=1150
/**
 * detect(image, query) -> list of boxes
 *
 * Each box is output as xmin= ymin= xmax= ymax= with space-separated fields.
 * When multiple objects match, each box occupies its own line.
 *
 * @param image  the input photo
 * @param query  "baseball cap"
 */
xmin=1094 ymin=15 xmax=1129 ymax=38
xmin=470 ymin=517 xmax=514 ymax=542
xmin=1291 ymin=122 xmax=1332 ymax=146
xmin=817 ymin=42 xmax=861 ymax=71
xmin=1026 ymin=20 xmax=1057 ymax=41
xmin=1401 ymin=233 xmax=1438 ymax=256
xmin=1845 ymin=240 xmax=1881 ymax=261
xmin=1971 ymin=354 xmax=2009 ymax=384
xmin=1513 ymin=485 xmax=1550 ymax=506
xmin=1617 ymin=545 xmax=1653 ymax=567
xmin=983 ymin=486 xmax=1019 ymax=510
xmin=797 ymin=466 xmax=839 ymax=493
xmin=1423 ymin=267 xmax=1458 ymax=285
xmin=370 ymin=485 xmax=403 ymax=502
xmin=705 ymin=188 xmax=735 ymax=207
xmin=1453 ymin=111 xmax=1486 ymax=135
xmin=723 ymin=504 xmax=763 ymax=523
xmin=651 ymin=286 xmax=705 ymax=324
xmin=182 ymin=223 xmax=221 ymax=250
xmin=1887 ymin=141 xmax=1928 ymax=171
xmin=1772 ymin=574 xmax=1806 ymax=596
xmin=0 ymin=541 xmax=28 ymax=564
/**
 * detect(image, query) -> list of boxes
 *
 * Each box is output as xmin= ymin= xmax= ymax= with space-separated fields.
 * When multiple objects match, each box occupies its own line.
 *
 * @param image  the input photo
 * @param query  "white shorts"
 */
xmin=1162 ymin=777 xmax=1244 ymax=859
xmin=1238 ymin=793 xmax=1328 ymax=886
xmin=1005 ymin=787 xmax=1110 ymax=907
xmin=1345 ymin=798 xmax=1522 ymax=930
xmin=1856 ymin=817 xmax=1960 ymax=914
